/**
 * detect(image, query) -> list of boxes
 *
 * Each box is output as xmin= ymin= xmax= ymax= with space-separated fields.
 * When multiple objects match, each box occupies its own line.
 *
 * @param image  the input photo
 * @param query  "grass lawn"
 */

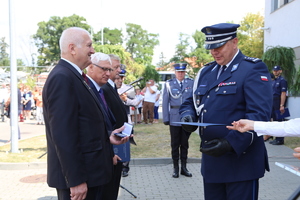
xmin=1 ymin=120 xmax=299 ymax=163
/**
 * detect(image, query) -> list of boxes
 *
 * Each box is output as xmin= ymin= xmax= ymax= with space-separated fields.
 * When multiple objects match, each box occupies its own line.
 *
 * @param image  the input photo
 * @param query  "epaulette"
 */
xmin=186 ymin=77 xmax=194 ymax=81
xmin=204 ymin=61 xmax=217 ymax=66
xmin=244 ymin=56 xmax=262 ymax=63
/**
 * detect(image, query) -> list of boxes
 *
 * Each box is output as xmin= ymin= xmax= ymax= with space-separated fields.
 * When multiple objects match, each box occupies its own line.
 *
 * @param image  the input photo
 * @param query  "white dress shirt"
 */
xmin=255 ymin=118 xmax=300 ymax=137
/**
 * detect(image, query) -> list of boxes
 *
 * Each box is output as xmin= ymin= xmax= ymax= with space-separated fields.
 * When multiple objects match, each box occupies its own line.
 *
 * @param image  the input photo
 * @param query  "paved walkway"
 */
xmin=1 ymin=120 xmax=300 ymax=200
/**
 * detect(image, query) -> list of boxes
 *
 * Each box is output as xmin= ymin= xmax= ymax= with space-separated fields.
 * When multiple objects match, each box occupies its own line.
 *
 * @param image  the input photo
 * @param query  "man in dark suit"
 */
xmin=43 ymin=27 xmax=129 ymax=200
xmin=179 ymin=23 xmax=272 ymax=200
xmin=102 ymin=54 xmax=130 ymax=200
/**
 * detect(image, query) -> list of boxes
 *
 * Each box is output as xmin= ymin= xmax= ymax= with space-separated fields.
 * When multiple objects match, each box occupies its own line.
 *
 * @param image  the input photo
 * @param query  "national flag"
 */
xmin=261 ymin=76 xmax=268 ymax=81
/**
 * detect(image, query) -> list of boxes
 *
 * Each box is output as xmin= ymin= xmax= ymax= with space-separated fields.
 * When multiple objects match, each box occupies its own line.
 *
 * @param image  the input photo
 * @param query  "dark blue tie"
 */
xmin=180 ymin=82 xmax=183 ymax=90
xmin=99 ymin=88 xmax=108 ymax=111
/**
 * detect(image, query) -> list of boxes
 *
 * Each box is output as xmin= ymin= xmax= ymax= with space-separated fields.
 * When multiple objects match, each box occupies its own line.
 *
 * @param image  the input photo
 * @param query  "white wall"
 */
xmin=264 ymin=0 xmax=300 ymax=118
xmin=264 ymin=0 xmax=300 ymax=49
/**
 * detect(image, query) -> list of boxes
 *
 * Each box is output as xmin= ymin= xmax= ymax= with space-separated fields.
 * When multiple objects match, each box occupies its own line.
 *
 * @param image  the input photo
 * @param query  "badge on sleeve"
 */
xmin=261 ymin=76 xmax=268 ymax=81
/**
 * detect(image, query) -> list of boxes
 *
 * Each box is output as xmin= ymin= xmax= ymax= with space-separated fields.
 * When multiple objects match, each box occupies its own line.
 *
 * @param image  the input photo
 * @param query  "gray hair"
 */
xmin=108 ymin=54 xmax=121 ymax=62
xmin=91 ymin=52 xmax=111 ymax=65
xmin=59 ymin=27 xmax=90 ymax=55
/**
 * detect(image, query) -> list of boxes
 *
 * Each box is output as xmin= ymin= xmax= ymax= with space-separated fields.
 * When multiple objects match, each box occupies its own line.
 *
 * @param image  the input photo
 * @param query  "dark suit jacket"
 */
xmin=43 ymin=59 xmax=114 ymax=189
xmin=88 ymin=79 xmax=116 ymax=134
xmin=102 ymin=82 xmax=128 ymax=128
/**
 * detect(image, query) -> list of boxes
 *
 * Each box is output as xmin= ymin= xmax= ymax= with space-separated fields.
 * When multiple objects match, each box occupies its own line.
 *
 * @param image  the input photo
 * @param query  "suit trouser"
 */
xmin=169 ymin=125 xmax=191 ymax=162
xmin=203 ymin=179 xmax=259 ymax=200
xmin=143 ymin=101 xmax=154 ymax=123
xmin=102 ymin=162 xmax=123 ymax=200
xmin=272 ymin=96 xmax=284 ymax=142
xmin=56 ymin=185 xmax=103 ymax=200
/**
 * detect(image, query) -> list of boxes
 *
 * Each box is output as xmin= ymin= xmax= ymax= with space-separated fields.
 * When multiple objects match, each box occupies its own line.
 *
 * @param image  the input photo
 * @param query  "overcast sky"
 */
xmin=0 ymin=0 xmax=265 ymax=66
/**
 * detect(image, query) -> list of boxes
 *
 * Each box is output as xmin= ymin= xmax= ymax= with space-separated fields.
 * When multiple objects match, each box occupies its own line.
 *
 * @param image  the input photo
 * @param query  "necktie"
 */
xmin=180 ymin=82 xmax=183 ymax=90
xmin=99 ymin=88 xmax=108 ymax=110
xmin=114 ymin=84 xmax=118 ymax=93
xmin=82 ymin=72 xmax=89 ymax=84
xmin=217 ymin=65 xmax=227 ymax=79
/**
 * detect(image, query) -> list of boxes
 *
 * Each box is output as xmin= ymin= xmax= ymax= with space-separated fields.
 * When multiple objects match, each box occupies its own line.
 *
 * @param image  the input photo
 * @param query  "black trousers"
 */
xmin=56 ymin=185 xmax=103 ymax=200
xmin=102 ymin=162 xmax=123 ymax=200
xmin=169 ymin=125 xmax=191 ymax=162
xmin=272 ymin=96 xmax=284 ymax=142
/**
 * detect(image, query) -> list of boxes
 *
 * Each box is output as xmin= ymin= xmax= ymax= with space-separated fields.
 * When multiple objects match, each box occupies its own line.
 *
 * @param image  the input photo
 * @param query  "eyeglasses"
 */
xmin=93 ymin=63 xmax=114 ymax=72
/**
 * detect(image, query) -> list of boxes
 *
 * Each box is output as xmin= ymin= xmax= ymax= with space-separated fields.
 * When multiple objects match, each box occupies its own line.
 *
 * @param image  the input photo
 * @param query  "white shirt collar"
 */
xmin=61 ymin=58 xmax=82 ymax=75
xmin=86 ymin=75 xmax=101 ymax=91
xmin=108 ymin=79 xmax=115 ymax=88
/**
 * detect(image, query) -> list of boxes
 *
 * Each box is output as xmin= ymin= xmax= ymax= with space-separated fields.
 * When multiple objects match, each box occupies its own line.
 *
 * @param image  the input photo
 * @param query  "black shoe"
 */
xmin=264 ymin=136 xmax=273 ymax=142
xmin=172 ymin=168 xmax=179 ymax=178
xmin=122 ymin=171 xmax=128 ymax=177
xmin=272 ymin=140 xmax=284 ymax=145
xmin=181 ymin=167 xmax=192 ymax=177
xmin=269 ymin=140 xmax=275 ymax=144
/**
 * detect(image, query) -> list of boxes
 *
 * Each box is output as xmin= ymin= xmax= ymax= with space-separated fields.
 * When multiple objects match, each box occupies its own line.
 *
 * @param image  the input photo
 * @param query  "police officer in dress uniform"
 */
xmin=269 ymin=65 xmax=288 ymax=145
xmin=179 ymin=23 xmax=272 ymax=200
xmin=162 ymin=63 xmax=194 ymax=178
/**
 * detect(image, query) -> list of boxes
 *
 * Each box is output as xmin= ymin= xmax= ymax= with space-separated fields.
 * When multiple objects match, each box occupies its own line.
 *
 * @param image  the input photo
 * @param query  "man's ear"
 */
xmin=69 ymin=43 xmax=76 ymax=55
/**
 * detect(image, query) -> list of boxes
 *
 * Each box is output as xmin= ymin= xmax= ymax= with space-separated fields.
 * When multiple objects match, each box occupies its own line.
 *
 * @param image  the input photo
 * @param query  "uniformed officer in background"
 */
xmin=179 ymin=23 xmax=272 ymax=200
xmin=269 ymin=65 xmax=288 ymax=145
xmin=162 ymin=63 xmax=194 ymax=178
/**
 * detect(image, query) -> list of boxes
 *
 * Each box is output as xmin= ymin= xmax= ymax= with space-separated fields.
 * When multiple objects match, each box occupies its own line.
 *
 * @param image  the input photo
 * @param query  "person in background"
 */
xmin=153 ymin=84 xmax=160 ymax=123
xmin=179 ymin=23 xmax=272 ymax=200
xmin=23 ymin=85 xmax=32 ymax=121
xmin=34 ymin=88 xmax=44 ymax=125
xmin=102 ymin=55 xmax=131 ymax=199
xmin=43 ymin=27 xmax=128 ymax=200
xmin=162 ymin=63 xmax=194 ymax=178
xmin=268 ymin=65 xmax=288 ymax=145
xmin=141 ymin=79 xmax=157 ymax=124
xmin=134 ymin=88 xmax=144 ymax=124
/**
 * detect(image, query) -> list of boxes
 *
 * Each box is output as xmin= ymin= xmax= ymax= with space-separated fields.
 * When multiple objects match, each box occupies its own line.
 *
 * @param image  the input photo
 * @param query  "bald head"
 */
xmin=59 ymin=27 xmax=95 ymax=69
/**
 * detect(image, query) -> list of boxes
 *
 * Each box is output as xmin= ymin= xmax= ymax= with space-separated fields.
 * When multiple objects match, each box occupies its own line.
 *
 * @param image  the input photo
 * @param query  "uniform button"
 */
xmin=203 ymin=109 xmax=207 ymax=113
xmin=243 ymin=152 xmax=246 ymax=154
xmin=223 ymin=91 xmax=226 ymax=93
xmin=204 ymin=126 xmax=206 ymax=129
xmin=198 ymin=92 xmax=200 ymax=95
xmin=207 ymin=95 xmax=210 ymax=98
xmin=215 ymin=87 xmax=219 ymax=92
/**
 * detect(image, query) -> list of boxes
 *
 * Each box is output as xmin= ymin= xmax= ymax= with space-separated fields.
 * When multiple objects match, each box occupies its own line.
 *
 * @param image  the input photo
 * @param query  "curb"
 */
xmin=0 ymin=157 xmax=201 ymax=170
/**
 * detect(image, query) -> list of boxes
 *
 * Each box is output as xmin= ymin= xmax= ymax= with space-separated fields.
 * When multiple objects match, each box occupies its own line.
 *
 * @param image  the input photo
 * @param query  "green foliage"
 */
xmin=290 ymin=66 xmax=300 ymax=96
xmin=170 ymin=33 xmax=190 ymax=63
xmin=140 ymin=65 xmax=159 ymax=88
xmin=238 ymin=13 xmax=264 ymax=58
xmin=262 ymin=46 xmax=296 ymax=89
xmin=33 ymin=14 xmax=91 ymax=66
xmin=93 ymin=27 xmax=123 ymax=45
xmin=125 ymin=23 xmax=159 ymax=66
xmin=0 ymin=37 xmax=10 ymax=66
xmin=190 ymin=30 xmax=213 ymax=65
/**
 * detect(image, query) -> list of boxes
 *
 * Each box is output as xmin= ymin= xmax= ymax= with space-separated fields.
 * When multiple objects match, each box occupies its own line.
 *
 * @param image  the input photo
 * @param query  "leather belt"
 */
xmin=170 ymin=106 xmax=180 ymax=109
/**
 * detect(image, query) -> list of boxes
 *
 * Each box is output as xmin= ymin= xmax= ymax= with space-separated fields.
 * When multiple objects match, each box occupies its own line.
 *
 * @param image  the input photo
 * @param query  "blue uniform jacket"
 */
xmin=179 ymin=51 xmax=273 ymax=183
xmin=162 ymin=77 xmax=194 ymax=126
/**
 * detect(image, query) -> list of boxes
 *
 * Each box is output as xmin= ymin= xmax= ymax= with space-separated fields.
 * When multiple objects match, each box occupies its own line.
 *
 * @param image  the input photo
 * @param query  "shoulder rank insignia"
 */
xmin=204 ymin=61 xmax=217 ymax=66
xmin=244 ymin=56 xmax=262 ymax=63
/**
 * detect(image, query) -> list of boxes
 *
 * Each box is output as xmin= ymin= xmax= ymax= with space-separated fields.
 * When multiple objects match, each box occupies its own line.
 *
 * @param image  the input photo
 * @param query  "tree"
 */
xmin=238 ymin=13 xmax=264 ymax=58
xmin=188 ymin=30 xmax=213 ymax=67
xmin=33 ymin=14 xmax=91 ymax=66
xmin=140 ymin=65 xmax=159 ymax=89
xmin=0 ymin=37 xmax=10 ymax=66
xmin=170 ymin=33 xmax=190 ymax=63
xmin=93 ymin=27 xmax=123 ymax=45
xmin=125 ymin=23 xmax=159 ymax=66
xmin=262 ymin=46 xmax=296 ymax=90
